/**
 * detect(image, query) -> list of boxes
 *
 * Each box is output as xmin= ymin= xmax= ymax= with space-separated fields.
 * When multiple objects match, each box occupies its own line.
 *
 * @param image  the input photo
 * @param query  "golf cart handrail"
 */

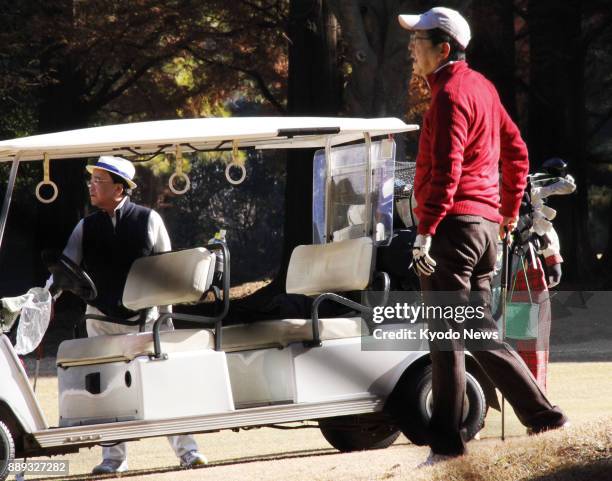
xmin=0 ymin=117 xmax=418 ymax=162
xmin=307 ymin=271 xmax=390 ymax=347
xmin=150 ymin=241 xmax=231 ymax=357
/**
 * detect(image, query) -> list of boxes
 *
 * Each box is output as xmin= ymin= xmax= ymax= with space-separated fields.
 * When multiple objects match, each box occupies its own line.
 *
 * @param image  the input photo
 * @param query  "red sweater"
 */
xmin=414 ymin=61 xmax=529 ymax=236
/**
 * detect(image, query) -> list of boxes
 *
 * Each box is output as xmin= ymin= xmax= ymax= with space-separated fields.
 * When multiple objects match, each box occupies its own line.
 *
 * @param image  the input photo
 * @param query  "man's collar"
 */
xmin=114 ymin=196 xmax=128 ymax=213
xmin=106 ymin=196 xmax=129 ymax=218
xmin=433 ymin=60 xmax=457 ymax=74
xmin=426 ymin=60 xmax=468 ymax=91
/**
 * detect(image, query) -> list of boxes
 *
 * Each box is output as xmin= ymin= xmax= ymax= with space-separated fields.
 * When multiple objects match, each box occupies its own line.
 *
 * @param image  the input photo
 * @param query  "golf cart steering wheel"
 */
xmin=42 ymin=250 xmax=98 ymax=301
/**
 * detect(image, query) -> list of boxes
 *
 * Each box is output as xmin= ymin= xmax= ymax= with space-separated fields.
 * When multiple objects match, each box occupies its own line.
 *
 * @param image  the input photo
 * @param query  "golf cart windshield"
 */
xmin=312 ymin=139 xmax=396 ymax=245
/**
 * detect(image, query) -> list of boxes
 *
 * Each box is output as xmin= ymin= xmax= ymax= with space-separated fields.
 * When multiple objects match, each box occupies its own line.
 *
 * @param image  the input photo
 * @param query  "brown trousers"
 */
xmin=419 ymin=215 xmax=567 ymax=456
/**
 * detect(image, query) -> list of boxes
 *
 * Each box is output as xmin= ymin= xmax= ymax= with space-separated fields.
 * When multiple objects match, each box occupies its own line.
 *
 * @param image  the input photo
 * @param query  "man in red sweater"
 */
xmin=398 ymin=7 xmax=568 ymax=464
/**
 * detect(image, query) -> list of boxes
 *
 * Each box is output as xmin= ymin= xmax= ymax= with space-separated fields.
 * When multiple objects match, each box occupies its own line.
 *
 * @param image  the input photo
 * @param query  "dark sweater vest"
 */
xmin=82 ymin=199 xmax=153 ymax=318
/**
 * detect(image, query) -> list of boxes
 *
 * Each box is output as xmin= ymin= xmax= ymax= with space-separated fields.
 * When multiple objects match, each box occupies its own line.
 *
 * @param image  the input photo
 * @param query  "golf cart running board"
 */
xmin=32 ymin=396 xmax=384 ymax=449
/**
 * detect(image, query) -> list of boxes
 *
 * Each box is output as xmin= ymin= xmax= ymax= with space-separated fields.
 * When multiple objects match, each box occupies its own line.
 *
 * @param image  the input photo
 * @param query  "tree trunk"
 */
xmin=274 ymin=0 xmax=342 ymax=289
xmin=329 ymin=0 xmax=415 ymax=162
xmin=34 ymin=0 xmax=90 ymax=284
xmin=328 ymin=0 xmax=410 ymax=118
xmin=527 ymin=0 xmax=591 ymax=284
xmin=468 ymin=0 xmax=517 ymax=118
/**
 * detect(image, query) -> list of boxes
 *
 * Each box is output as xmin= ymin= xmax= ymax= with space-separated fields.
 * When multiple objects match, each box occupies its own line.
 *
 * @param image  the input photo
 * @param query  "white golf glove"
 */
xmin=411 ymin=234 xmax=436 ymax=276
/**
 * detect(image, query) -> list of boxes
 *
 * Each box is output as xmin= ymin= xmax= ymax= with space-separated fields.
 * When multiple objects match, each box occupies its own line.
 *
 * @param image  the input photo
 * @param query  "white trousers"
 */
xmin=86 ymin=310 xmax=199 ymax=462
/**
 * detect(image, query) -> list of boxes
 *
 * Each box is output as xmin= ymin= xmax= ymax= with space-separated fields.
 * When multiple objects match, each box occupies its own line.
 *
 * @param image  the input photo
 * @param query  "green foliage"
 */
xmin=0 ymin=0 xmax=288 ymax=134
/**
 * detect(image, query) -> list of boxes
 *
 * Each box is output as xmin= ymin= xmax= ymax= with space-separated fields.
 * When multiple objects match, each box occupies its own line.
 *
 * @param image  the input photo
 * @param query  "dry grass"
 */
xmin=196 ymin=278 xmax=270 ymax=304
xmin=415 ymin=419 xmax=612 ymax=481
xmin=102 ymin=419 xmax=612 ymax=481
xmin=229 ymin=279 xmax=271 ymax=299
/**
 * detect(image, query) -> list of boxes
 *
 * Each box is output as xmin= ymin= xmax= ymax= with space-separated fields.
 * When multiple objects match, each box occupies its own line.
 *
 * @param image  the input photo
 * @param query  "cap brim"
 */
xmin=86 ymin=165 xmax=137 ymax=189
xmin=398 ymin=14 xmax=424 ymax=30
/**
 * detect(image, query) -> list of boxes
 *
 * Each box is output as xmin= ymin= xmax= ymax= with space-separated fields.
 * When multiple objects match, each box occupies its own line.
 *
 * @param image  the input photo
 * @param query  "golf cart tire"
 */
xmin=390 ymin=365 xmax=486 ymax=446
xmin=0 ymin=420 xmax=15 ymax=481
xmin=318 ymin=414 xmax=401 ymax=452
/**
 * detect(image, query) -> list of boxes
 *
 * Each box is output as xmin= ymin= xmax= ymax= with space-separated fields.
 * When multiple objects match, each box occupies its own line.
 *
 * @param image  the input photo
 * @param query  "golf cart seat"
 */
xmin=58 ymin=237 xmax=374 ymax=365
xmin=220 ymin=236 xmax=374 ymax=351
xmin=121 ymin=247 xmax=217 ymax=311
xmin=57 ymin=329 xmax=214 ymax=367
xmin=56 ymin=248 xmax=235 ymax=426
xmin=284 ymin=236 xmax=374 ymax=296
xmin=57 ymin=247 xmax=219 ymax=367
xmin=221 ymin=316 xmax=365 ymax=352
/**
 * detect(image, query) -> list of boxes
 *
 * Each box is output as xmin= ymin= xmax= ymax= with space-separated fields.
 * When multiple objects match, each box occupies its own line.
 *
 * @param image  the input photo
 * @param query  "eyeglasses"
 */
xmin=87 ymin=178 xmax=114 ymax=187
xmin=410 ymin=34 xmax=431 ymax=43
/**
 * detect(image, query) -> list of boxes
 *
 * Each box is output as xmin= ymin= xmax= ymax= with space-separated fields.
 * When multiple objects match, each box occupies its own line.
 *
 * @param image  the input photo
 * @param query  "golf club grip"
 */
xmin=501 ymin=227 xmax=509 ymax=290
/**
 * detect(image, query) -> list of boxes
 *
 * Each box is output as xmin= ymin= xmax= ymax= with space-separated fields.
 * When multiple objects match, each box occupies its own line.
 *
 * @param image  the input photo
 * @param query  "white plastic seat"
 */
xmin=221 ymin=317 xmax=366 ymax=352
xmin=122 ymin=247 xmax=216 ymax=311
xmin=56 ymin=317 xmax=365 ymax=365
xmin=56 ymin=248 xmax=218 ymax=368
xmin=221 ymin=237 xmax=374 ymax=352
xmin=58 ymin=237 xmax=375 ymax=363
xmin=285 ymin=237 xmax=374 ymax=296
xmin=57 ymin=329 xmax=214 ymax=367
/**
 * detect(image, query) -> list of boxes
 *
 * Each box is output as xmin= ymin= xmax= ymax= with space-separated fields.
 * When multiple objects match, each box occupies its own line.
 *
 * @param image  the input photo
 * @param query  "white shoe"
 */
xmin=92 ymin=458 xmax=128 ymax=474
xmin=180 ymin=450 xmax=208 ymax=468
xmin=417 ymin=450 xmax=458 ymax=468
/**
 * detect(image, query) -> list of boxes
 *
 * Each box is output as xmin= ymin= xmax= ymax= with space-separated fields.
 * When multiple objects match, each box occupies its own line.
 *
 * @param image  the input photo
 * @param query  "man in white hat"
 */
xmin=59 ymin=156 xmax=207 ymax=474
xmin=397 ymin=7 xmax=568 ymax=464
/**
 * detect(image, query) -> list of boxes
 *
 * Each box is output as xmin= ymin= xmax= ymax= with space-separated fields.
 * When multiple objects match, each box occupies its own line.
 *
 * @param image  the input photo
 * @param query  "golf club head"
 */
xmin=542 ymin=157 xmax=568 ymax=177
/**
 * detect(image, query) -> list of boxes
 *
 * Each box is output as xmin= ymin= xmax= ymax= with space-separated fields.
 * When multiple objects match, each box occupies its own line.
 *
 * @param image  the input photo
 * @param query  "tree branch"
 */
xmin=187 ymin=46 xmax=286 ymax=113
xmin=91 ymin=53 xmax=175 ymax=110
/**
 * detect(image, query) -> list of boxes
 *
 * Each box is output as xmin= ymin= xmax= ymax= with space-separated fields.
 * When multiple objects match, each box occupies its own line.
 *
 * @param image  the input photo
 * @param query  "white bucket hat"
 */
xmin=398 ymin=7 xmax=471 ymax=50
xmin=86 ymin=156 xmax=137 ymax=189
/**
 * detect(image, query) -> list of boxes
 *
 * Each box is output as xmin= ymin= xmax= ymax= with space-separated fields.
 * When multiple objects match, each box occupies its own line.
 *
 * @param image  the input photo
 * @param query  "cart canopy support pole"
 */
xmin=0 ymin=157 xmax=21 ymax=254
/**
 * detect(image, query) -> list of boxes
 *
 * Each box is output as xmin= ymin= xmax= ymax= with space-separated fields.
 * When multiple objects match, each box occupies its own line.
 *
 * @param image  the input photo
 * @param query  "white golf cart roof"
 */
xmin=0 ymin=117 xmax=418 ymax=162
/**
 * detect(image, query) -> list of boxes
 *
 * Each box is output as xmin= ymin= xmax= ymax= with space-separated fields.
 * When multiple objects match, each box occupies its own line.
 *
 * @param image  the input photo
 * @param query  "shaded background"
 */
xmin=1 ymin=0 xmax=611 ymax=347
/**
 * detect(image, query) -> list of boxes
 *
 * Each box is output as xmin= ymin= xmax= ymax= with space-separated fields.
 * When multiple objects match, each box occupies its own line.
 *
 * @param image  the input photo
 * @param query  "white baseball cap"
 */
xmin=398 ymin=7 xmax=471 ymax=49
xmin=86 ymin=156 xmax=137 ymax=189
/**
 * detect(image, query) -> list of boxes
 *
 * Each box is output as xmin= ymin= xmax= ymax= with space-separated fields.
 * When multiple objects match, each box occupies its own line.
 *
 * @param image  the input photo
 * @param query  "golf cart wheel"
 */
xmin=391 ymin=365 xmax=486 ymax=446
xmin=0 ymin=421 xmax=15 ymax=481
xmin=319 ymin=414 xmax=401 ymax=452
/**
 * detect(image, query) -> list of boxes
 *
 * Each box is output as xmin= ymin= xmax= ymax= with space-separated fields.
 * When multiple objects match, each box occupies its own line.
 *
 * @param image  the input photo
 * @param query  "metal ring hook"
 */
xmin=35 ymin=153 xmax=58 ymax=203
xmin=225 ymin=140 xmax=246 ymax=185
xmin=168 ymin=144 xmax=190 ymax=195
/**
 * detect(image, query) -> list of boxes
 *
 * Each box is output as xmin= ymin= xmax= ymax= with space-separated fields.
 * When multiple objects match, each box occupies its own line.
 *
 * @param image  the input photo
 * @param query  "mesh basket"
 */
xmin=394 ymin=161 xmax=417 ymax=199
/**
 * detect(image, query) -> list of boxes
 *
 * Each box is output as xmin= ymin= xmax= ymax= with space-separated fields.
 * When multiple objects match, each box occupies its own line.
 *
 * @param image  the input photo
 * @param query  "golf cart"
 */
xmin=0 ymin=117 xmax=495 ymax=479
